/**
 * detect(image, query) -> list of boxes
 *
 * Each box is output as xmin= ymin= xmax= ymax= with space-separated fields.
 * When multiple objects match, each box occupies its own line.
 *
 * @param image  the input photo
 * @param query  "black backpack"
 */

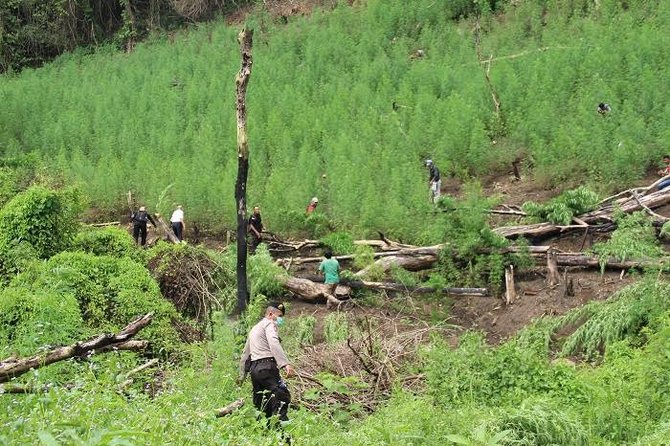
xmin=134 ymin=211 xmax=148 ymax=223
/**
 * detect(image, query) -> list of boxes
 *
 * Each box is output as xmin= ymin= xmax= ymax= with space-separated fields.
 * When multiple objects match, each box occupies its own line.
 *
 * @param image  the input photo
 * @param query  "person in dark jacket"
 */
xmin=248 ymin=206 xmax=264 ymax=254
xmin=131 ymin=206 xmax=157 ymax=246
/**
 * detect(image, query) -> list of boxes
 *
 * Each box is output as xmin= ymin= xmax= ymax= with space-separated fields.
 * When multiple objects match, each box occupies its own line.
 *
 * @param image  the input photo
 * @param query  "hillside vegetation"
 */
xmin=4 ymin=2 xmax=670 ymax=444
xmin=2 ymin=0 xmax=670 ymax=240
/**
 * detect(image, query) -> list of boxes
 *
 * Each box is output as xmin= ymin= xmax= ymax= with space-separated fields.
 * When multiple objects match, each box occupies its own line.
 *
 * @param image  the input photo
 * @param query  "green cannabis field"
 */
xmin=4 ymin=0 xmax=670 ymax=445
xmin=2 ymin=0 xmax=670 ymax=239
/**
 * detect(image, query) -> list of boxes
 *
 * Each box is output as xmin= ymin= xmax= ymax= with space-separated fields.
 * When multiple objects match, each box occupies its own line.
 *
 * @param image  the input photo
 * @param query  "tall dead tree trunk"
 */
xmin=474 ymin=17 xmax=503 ymax=129
xmin=235 ymin=28 xmax=253 ymax=313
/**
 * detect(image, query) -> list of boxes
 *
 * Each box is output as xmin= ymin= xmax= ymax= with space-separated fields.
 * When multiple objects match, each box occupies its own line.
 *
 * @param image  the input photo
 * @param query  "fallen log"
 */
xmin=0 ymin=313 xmax=153 ymax=383
xmin=494 ymin=188 xmax=670 ymax=240
xmin=553 ymin=254 xmax=663 ymax=270
xmin=299 ymin=275 xmax=488 ymax=296
xmin=97 ymin=340 xmax=149 ymax=353
xmin=153 ymin=214 xmax=180 ymax=244
xmin=87 ymin=221 xmax=121 ymax=227
xmin=357 ymin=281 xmax=488 ymax=296
xmin=215 ymin=398 xmax=245 ymax=417
xmin=279 ymin=276 xmax=350 ymax=308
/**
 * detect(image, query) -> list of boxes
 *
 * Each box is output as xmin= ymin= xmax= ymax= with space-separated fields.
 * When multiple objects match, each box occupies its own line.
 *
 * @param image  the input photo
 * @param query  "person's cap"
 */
xmin=269 ymin=302 xmax=285 ymax=316
xmin=311 ymin=197 xmax=319 ymax=203
xmin=177 ymin=205 xmax=183 ymax=209
xmin=139 ymin=206 xmax=146 ymax=211
xmin=425 ymin=159 xmax=433 ymax=165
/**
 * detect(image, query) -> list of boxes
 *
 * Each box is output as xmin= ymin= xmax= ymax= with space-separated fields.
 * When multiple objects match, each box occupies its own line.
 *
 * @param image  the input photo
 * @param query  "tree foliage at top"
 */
xmin=0 ymin=0 xmax=253 ymax=72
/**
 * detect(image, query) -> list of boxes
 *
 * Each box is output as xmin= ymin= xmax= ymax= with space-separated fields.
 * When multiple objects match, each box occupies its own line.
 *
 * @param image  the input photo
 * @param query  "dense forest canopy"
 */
xmin=0 ymin=0 xmax=255 ymax=72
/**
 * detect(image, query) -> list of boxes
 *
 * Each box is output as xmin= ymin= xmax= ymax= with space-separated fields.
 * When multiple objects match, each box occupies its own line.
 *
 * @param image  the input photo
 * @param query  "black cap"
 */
xmin=269 ymin=302 xmax=285 ymax=316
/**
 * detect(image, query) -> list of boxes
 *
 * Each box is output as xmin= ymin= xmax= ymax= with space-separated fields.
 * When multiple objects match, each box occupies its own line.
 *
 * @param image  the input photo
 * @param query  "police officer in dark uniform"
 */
xmin=239 ymin=302 xmax=294 ymax=422
xmin=130 ymin=205 xmax=157 ymax=246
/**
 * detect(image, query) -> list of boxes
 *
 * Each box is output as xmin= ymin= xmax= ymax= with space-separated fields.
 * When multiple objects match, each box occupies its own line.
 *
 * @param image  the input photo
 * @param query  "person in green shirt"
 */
xmin=318 ymin=249 xmax=340 ymax=298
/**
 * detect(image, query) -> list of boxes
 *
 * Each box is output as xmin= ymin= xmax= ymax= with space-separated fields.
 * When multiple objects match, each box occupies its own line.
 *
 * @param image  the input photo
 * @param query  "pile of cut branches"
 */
xmin=292 ymin=312 xmax=446 ymax=416
xmin=147 ymin=245 xmax=229 ymax=340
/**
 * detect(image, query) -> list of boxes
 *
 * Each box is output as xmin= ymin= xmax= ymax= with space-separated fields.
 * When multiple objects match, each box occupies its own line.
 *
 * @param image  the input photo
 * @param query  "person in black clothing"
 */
xmin=597 ymin=102 xmax=611 ymax=115
xmin=248 ymin=206 xmax=264 ymax=254
xmin=130 ymin=206 xmax=157 ymax=246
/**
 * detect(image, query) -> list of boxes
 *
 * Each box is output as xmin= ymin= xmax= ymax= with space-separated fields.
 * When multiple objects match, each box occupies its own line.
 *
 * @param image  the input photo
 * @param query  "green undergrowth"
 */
xmin=431 ymin=184 xmax=533 ymax=294
xmin=0 ymin=185 xmax=83 ymax=283
xmin=3 ymin=252 xmax=182 ymax=358
xmin=5 ymin=277 xmax=670 ymax=444
xmin=592 ymin=211 xmax=667 ymax=273
xmin=521 ymin=186 xmax=600 ymax=225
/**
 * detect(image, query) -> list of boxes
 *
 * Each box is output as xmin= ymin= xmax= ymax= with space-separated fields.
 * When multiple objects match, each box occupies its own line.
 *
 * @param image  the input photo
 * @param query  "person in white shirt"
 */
xmin=170 ymin=205 xmax=185 ymax=241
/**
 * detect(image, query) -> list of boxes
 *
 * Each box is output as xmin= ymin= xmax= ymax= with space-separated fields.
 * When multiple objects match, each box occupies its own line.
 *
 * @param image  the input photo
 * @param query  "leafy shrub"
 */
xmin=353 ymin=244 xmax=375 ymax=270
xmin=320 ymin=232 xmax=355 ymax=255
xmin=72 ymin=227 xmax=143 ymax=260
xmin=248 ymin=244 xmax=287 ymax=299
xmin=0 ymin=239 xmax=39 ymax=284
xmin=11 ymin=252 xmax=181 ymax=355
xmin=431 ymin=185 xmax=532 ymax=293
xmin=295 ymin=315 xmax=316 ymax=345
xmin=521 ymin=186 xmax=599 ymax=225
xmin=0 ymin=287 xmax=86 ymax=357
xmin=426 ymin=331 xmax=584 ymax=408
xmin=0 ymin=185 xmax=82 ymax=259
xmin=592 ymin=212 xmax=665 ymax=273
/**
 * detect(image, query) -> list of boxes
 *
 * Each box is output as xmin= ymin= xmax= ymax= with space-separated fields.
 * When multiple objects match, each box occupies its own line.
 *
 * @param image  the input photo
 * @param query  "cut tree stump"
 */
xmin=547 ymin=249 xmax=561 ymax=286
xmin=505 ymin=265 xmax=516 ymax=305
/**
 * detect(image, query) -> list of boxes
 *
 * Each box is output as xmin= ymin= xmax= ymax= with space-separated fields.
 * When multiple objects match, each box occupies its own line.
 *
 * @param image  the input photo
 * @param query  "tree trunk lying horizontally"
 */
xmin=0 ymin=313 xmax=153 ymax=383
xmin=215 ymin=398 xmax=246 ymax=417
xmin=300 ymin=274 xmax=488 ymax=296
xmin=494 ymin=187 xmax=670 ymax=240
xmin=279 ymin=276 xmax=351 ymax=307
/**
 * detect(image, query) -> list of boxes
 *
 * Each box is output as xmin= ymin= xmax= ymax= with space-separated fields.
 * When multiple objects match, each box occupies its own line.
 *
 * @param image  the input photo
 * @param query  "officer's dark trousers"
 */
xmin=250 ymin=359 xmax=291 ymax=421
xmin=249 ymin=233 xmax=261 ymax=254
xmin=133 ymin=223 xmax=147 ymax=245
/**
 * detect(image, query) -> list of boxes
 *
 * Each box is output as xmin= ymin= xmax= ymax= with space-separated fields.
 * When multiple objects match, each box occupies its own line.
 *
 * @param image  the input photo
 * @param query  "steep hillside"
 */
xmin=1 ymin=0 xmax=669 ymax=241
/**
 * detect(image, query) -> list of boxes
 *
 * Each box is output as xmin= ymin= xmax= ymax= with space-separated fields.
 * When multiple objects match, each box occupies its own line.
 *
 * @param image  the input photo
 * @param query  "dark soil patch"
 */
xmin=438 ymin=269 xmax=635 ymax=344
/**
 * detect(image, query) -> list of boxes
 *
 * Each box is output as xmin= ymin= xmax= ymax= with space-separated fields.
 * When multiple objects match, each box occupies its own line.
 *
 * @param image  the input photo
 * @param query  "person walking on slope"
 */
xmin=131 ymin=205 xmax=157 ymax=246
xmin=306 ymin=197 xmax=319 ymax=214
xmin=170 ymin=205 xmax=186 ymax=242
xmin=425 ymin=159 xmax=441 ymax=204
xmin=239 ymin=302 xmax=294 ymax=430
xmin=248 ymin=206 xmax=264 ymax=254
xmin=657 ymin=155 xmax=670 ymax=190
xmin=318 ymin=249 xmax=340 ymax=302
